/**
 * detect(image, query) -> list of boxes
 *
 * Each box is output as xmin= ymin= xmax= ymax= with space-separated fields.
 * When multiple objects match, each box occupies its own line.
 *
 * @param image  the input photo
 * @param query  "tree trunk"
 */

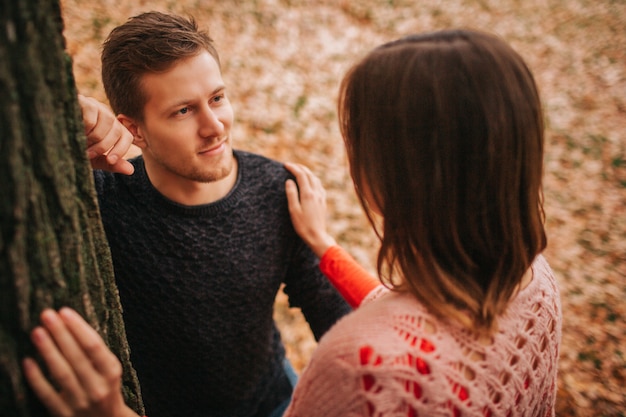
xmin=0 ymin=0 xmax=144 ymax=415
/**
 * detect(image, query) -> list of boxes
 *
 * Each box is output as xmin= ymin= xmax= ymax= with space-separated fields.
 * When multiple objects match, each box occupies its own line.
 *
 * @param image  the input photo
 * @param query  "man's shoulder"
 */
xmin=235 ymin=149 xmax=289 ymax=181
xmin=235 ymin=149 xmax=281 ymax=166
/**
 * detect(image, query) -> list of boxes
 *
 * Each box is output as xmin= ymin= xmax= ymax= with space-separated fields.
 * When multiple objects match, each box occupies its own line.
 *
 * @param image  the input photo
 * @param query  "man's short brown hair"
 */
xmin=101 ymin=11 xmax=220 ymax=121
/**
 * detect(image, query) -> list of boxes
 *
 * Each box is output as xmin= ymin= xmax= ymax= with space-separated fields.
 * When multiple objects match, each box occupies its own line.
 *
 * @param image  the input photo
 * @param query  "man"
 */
xmin=58 ymin=11 xmax=351 ymax=417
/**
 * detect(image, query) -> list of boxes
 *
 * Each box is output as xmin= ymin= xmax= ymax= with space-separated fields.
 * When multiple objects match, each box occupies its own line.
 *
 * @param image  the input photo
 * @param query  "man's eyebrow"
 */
xmin=165 ymin=85 xmax=226 ymax=111
xmin=211 ymin=85 xmax=226 ymax=95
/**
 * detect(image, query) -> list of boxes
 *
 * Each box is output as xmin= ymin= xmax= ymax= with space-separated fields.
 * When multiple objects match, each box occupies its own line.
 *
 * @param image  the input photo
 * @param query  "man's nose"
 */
xmin=198 ymin=106 xmax=224 ymax=138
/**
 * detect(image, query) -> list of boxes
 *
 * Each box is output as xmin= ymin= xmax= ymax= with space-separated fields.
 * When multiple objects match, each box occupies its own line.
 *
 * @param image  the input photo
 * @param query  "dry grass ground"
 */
xmin=60 ymin=0 xmax=626 ymax=415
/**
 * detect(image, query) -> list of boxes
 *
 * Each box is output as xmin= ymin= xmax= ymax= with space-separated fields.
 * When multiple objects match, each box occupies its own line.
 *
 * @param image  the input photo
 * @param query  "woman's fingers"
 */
xmin=285 ymin=178 xmax=302 ymax=214
xmin=284 ymin=162 xmax=336 ymax=257
xmin=23 ymin=353 xmax=71 ymax=417
xmin=284 ymin=162 xmax=325 ymax=200
xmin=24 ymin=308 xmax=132 ymax=417
xmin=58 ymin=308 xmax=123 ymax=384
xmin=28 ymin=320 xmax=87 ymax=412
xmin=28 ymin=309 xmax=124 ymax=410
xmin=285 ymin=162 xmax=309 ymax=195
xmin=39 ymin=310 xmax=97 ymax=390
xmin=44 ymin=308 xmax=123 ymax=406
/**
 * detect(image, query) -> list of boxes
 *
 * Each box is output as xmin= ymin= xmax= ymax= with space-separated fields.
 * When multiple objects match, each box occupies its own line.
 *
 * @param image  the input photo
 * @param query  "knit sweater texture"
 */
xmin=286 ymin=247 xmax=562 ymax=417
xmin=93 ymin=150 xmax=351 ymax=417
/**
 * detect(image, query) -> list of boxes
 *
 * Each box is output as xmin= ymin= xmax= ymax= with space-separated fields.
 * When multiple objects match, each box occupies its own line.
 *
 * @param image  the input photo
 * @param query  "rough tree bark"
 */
xmin=0 ymin=0 xmax=144 ymax=415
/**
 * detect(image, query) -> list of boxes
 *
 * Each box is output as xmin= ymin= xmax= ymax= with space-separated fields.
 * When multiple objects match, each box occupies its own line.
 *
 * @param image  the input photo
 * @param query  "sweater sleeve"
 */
xmin=319 ymin=246 xmax=382 ymax=308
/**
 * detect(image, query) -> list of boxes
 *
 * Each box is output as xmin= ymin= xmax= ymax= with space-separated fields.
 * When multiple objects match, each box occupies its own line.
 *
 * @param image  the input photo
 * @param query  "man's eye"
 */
xmin=178 ymin=107 xmax=189 ymax=115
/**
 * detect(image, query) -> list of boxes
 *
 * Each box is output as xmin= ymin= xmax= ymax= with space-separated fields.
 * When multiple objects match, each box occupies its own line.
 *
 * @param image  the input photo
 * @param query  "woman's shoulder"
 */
xmin=512 ymin=254 xmax=561 ymax=314
xmin=314 ymin=292 xmax=440 ymax=360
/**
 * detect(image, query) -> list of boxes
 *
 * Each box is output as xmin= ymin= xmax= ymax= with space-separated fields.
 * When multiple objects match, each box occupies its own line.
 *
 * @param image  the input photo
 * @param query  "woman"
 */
xmin=282 ymin=29 xmax=561 ymax=417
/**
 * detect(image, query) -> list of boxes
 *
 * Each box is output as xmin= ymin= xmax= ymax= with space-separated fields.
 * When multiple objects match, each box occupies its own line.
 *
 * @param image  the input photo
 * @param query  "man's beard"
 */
xmin=155 ymin=149 xmax=235 ymax=184
xmin=185 ymin=162 xmax=233 ymax=183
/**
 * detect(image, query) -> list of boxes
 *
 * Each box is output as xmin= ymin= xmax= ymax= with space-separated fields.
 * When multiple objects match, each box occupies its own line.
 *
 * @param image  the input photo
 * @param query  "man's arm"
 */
xmin=78 ymin=95 xmax=135 ymax=175
xmin=282 ymin=240 xmax=353 ymax=340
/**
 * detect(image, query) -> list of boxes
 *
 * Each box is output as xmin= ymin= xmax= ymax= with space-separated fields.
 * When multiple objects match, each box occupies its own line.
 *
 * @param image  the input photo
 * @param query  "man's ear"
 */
xmin=117 ymin=114 xmax=147 ymax=150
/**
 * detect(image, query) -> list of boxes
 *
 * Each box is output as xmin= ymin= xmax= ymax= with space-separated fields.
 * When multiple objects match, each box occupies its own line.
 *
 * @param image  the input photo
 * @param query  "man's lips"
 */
xmin=199 ymin=139 xmax=227 ymax=156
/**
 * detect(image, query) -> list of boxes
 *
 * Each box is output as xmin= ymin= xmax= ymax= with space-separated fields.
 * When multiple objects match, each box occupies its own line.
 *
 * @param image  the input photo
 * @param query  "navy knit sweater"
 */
xmin=93 ymin=150 xmax=351 ymax=417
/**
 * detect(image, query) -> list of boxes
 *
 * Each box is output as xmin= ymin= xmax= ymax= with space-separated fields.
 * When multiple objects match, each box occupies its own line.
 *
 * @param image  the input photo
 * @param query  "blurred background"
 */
xmin=59 ymin=0 xmax=625 ymax=415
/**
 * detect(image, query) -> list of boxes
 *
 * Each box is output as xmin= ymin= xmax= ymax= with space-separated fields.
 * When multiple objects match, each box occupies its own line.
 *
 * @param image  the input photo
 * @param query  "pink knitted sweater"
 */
xmin=284 ymin=247 xmax=562 ymax=417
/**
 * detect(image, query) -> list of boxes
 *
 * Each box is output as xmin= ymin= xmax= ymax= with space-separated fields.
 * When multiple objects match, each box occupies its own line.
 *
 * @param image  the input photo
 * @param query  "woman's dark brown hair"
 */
xmin=101 ymin=11 xmax=220 ymax=121
xmin=338 ymin=29 xmax=546 ymax=334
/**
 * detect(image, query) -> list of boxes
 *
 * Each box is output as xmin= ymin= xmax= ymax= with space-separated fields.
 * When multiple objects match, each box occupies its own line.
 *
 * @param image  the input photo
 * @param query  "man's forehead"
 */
xmin=139 ymin=52 xmax=225 ymax=111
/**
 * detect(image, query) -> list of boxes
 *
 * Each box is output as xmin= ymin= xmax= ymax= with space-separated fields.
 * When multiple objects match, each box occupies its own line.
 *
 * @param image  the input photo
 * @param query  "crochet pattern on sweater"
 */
xmin=286 ymin=255 xmax=561 ymax=417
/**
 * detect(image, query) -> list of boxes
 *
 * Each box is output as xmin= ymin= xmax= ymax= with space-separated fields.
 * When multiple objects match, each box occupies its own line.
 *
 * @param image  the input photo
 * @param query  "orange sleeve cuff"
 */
xmin=319 ymin=246 xmax=381 ymax=308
